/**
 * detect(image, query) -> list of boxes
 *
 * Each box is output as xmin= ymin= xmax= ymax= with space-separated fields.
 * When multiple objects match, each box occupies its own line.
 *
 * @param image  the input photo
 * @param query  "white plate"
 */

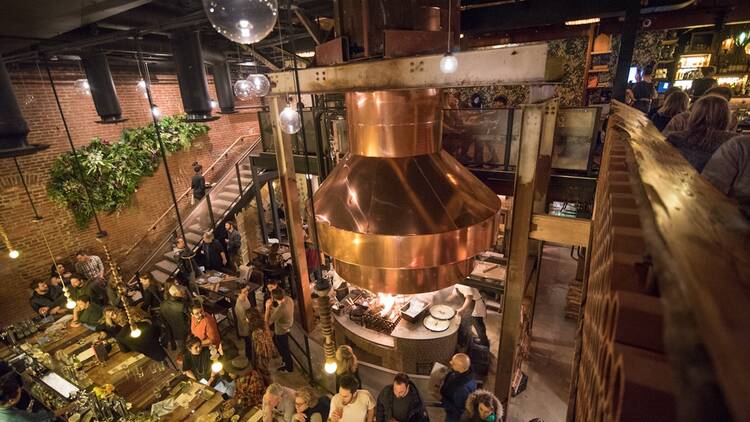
xmin=423 ymin=315 xmax=451 ymax=332
xmin=429 ymin=305 xmax=456 ymax=320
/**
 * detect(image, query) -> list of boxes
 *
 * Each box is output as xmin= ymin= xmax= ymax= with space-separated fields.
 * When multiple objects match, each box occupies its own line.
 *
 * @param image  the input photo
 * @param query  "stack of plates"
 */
xmin=423 ymin=304 xmax=456 ymax=332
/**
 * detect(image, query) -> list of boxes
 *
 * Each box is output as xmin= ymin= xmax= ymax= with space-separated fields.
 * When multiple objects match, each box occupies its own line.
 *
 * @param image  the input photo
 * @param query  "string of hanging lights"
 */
xmin=0 ymin=223 xmax=19 ymax=259
xmin=440 ymin=0 xmax=458 ymax=74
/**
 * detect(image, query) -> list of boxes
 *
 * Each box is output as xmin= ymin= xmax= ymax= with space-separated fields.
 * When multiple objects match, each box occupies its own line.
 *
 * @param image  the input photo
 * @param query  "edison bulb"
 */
xmin=234 ymin=79 xmax=252 ymax=100
xmin=247 ymin=74 xmax=271 ymax=97
xmin=130 ymin=327 xmax=142 ymax=338
xmin=203 ymin=0 xmax=278 ymax=44
xmin=66 ymin=300 xmax=77 ymax=310
xmin=74 ymin=79 xmax=91 ymax=96
xmin=8 ymin=249 xmax=19 ymax=259
xmin=440 ymin=53 xmax=458 ymax=74
xmin=324 ymin=359 xmax=337 ymax=374
xmin=279 ymin=106 xmax=301 ymax=134
xmin=211 ymin=360 xmax=223 ymax=373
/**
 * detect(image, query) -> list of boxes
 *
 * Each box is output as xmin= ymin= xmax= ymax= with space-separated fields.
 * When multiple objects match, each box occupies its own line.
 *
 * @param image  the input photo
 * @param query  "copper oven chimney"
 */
xmin=313 ymin=89 xmax=501 ymax=295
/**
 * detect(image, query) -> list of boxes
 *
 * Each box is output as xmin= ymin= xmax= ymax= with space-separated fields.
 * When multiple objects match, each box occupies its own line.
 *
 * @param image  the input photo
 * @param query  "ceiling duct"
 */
xmin=81 ymin=53 xmax=126 ymax=123
xmin=170 ymin=30 xmax=217 ymax=122
xmin=203 ymin=49 xmax=235 ymax=114
xmin=0 ymin=59 xmax=48 ymax=158
xmin=313 ymin=89 xmax=501 ymax=295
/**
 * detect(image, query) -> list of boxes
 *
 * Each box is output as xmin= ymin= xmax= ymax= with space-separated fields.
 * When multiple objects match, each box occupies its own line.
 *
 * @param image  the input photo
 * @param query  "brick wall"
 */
xmin=0 ymin=63 xmax=261 ymax=323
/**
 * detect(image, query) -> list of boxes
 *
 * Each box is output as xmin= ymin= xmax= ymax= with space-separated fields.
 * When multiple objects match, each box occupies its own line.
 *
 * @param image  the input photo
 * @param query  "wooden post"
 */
xmin=495 ymin=100 xmax=547 ymax=403
xmin=269 ymin=97 xmax=315 ymax=332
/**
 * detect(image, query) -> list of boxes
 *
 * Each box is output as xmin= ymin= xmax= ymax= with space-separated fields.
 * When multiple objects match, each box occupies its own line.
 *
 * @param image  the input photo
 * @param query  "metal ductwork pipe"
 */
xmin=170 ymin=30 xmax=217 ymax=122
xmin=81 ymin=53 xmax=126 ymax=123
xmin=202 ymin=49 xmax=235 ymax=114
xmin=313 ymin=89 xmax=502 ymax=295
xmin=0 ymin=59 xmax=47 ymax=158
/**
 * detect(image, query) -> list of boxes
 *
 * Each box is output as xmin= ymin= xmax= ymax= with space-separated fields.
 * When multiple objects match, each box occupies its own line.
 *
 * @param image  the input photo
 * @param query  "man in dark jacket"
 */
xmin=69 ymin=275 xmax=107 ymax=307
xmin=224 ymin=221 xmax=242 ymax=273
xmin=160 ymin=285 xmax=190 ymax=351
xmin=376 ymin=373 xmax=429 ymax=422
xmin=440 ymin=353 xmax=477 ymax=422
xmin=29 ymin=280 xmax=67 ymax=317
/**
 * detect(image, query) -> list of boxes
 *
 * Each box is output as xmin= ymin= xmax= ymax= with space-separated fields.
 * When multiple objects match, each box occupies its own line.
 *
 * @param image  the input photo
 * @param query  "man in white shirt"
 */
xmin=329 ymin=374 xmax=375 ymax=422
xmin=454 ymin=284 xmax=489 ymax=347
xmin=263 ymin=383 xmax=296 ymax=422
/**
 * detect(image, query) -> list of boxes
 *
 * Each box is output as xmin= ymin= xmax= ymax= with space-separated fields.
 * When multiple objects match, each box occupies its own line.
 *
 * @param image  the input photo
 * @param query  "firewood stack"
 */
xmin=575 ymin=137 xmax=676 ymax=422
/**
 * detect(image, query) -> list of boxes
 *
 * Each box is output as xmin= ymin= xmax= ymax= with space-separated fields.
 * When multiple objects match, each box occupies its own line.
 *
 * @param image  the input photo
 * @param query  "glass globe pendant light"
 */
xmin=74 ymin=79 xmax=91 ymax=96
xmin=440 ymin=53 xmax=458 ymax=74
xmin=279 ymin=105 xmax=302 ymax=134
xmin=247 ymin=74 xmax=271 ymax=97
xmin=234 ymin=79 xmax=253 ymax=100
xmin=203 ymin=0 xmax=278 ymax=44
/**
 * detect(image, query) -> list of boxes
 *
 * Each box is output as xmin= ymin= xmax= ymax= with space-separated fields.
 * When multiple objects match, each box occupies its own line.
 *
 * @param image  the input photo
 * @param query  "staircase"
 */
xmin=127 ymin=136 xmax=264 ymax=285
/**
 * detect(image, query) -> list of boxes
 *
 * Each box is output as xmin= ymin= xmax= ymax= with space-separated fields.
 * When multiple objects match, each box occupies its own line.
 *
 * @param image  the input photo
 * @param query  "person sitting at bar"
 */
xmin=690 ymin=66 xmax=718 ymax=100
xmin=70 ymin=297 xmax=104 ymax=330
xmin=190 ymin=304 xmax=221 ymax=348
xmin=75 ymin=251 xmax=106 ymax=285
xmin=461 ymin=389 xmax=503 ymax=422
xmin=376 ymin=373 xmax=428 ymax=422
xmin=294 ymin=386 xmax=330 ymax=422
xmin=29 ymin=280 xmax=66 ymax=317
xmin=703 ymin=135 xmax=750 ymax=218
xmin=329 ymin=374 xmax=375 ymax=422
xmin=50 ymin=257 xmax=69 ymax=279
xmin=262 ymin=383 xmax=296 ymax=422
xmin=649 ymin=90 xmax=689 ymax=132
xmin=160 ymin=284 xmax=190 ymax=352
xmin=182 ymin=336 xmax=215 ymax=383
xmin=0 ymin=378 xmax=73 ymax=421
xmin=666 ymin=95 xmax=736 ymax=172
xmin=335 ymin=345 xmax=361 ymax=391
xmin=137 ymin=273 xmax=163 ymax=314
xmin=223 ymin=355 xmax=267 ymax=407
xmin=440 ymin=353 xmax=477 ymax=422
xmin=48 ymin=275 xmax=65 ymax=297
xmin=69 ymin=275 xmax=107 ymax=306
xmin=199 ymin=231 xmax=228 ymax=272
xmin=100 ymin=307 xmax=167 ymax=362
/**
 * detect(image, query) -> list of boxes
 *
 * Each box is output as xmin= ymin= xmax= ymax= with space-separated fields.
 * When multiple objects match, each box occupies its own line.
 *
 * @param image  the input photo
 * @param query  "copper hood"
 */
xmin=313 ymin=89 xmax=501 ymax=294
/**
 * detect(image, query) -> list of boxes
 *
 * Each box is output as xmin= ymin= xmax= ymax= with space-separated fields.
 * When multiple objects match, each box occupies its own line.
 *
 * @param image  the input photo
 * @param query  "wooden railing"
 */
xmin=570 ymin=101 xmax=750 ymax=422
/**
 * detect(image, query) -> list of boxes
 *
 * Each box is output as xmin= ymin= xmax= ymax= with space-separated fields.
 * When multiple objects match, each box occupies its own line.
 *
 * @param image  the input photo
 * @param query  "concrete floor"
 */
xmin=506 ymin=244 xmax=578 ymax=422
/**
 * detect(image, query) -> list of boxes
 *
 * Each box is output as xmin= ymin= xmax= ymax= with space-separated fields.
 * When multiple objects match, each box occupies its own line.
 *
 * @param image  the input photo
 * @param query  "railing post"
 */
xmin=205 ymin=190 xmax=216 ymax=229
xmin=235 ymin=162 xmax=243 ymax=193
xmin=251 ymin=162 xmax=268 ymax=243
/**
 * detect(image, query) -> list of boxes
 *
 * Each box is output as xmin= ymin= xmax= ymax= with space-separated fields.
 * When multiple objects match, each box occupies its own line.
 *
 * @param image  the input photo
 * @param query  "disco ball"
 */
xmin=234 ymin=79 xmax=253 ymax=100
xmin=279 ymin=105 xmax=301 ymax=134
xmin=247 ymin=74 xmax=271 ymax=97
xmin=203 ymin=0 xmax=278 ymax=44
xmin=74 ymin=79 xmax=91 ymax=96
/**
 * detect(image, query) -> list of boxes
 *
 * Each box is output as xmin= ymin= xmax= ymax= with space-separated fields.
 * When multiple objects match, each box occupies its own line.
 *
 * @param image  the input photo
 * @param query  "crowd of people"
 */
xmin=628 ymin=66 xmax=749 ymax=217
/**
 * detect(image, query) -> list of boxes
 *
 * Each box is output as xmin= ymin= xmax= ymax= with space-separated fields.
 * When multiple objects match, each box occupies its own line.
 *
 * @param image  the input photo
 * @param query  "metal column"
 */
xmin=269 ymin=97 xmax=315 ymax=332
xmin=251 ymin=163 xmax=268 ymax=244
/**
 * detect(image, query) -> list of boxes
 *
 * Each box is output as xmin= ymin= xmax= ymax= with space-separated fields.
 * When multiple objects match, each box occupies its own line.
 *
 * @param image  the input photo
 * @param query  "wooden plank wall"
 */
xmin=571 ymin=102 xmax=750 ymax=422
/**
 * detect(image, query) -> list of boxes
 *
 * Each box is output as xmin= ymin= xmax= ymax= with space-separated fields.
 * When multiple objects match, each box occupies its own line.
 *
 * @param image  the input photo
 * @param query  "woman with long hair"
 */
xmin=649 ymin=90 xmax=689 ymax=131
xmin=335 ymin=345 xmax=361 ymax=391
xmin=666 ymin=95 xmax=736 ymax=171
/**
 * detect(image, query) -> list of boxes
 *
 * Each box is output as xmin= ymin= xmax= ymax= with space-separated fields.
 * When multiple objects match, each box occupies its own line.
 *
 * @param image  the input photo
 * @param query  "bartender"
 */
xmin=29 ymin=280 xmax=66 ymax=317
xmin=0 ymin=378 xmax=73 ymax=421
xmin=182 ymin=336 xmax=216 ymax=384
xmin=452 ymin=285 xmax=489 ymax=347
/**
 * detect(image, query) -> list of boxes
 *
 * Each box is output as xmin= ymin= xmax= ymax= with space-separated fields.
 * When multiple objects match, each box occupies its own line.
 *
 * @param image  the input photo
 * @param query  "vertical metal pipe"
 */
xmin=251 ymin=163 xmax=268 ymax=243
xmin=13 ymin=158 xmax=41 ymax=220
xmin=205 ymin=191 xmax=216 ymax=228
xmin=235 ymin=162 xmax=243 ymax=192
xmin=135 ymin=40 xmax=186 ymax=241
xmin=504 ymin=109 xmax=514 ymax=171
xmin=612 ymin=0 xmax=640 ymax=102
xmin=268 ymin=181 xmax=282 ymax=241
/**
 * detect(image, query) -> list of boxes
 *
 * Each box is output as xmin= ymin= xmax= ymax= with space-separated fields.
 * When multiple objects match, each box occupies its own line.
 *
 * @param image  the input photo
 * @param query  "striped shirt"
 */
xmin=76 ymin=255 xmax=105 ymax=282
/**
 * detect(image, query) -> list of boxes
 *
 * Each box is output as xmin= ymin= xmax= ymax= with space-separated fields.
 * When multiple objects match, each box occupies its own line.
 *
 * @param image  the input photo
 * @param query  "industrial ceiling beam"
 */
xmin=266 ymin=42 xmax=562 ymax=94
xmin=240 ymin=45 xmax=281 ymax=71
xmin=292 ymin=6 xmax=323 ymax=45
xmin=270 ymin=45 xmax=311 ymax=66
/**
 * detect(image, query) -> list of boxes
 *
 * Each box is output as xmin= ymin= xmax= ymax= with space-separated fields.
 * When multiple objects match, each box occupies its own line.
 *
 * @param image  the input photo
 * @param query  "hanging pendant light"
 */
xmin=439 ymin=0 xmax=458 ymax=74
xmin=130 ymin=326 xmax=142 ymax=338
xmin=74 ymin=79 xmax=91 ymax=96
xmin=279 ymin=105 xmax=302 ymax=134
xmin=136 ymin=79 xmax=148 ymax=98
xmin=203 ymin=0 xmax=278 ymax=44
xmin=151 ymin=105 xmax=161 ymax=119
xmin=0 ymin=222 xmax=19 ymax=259
xmin=247 ymin=74 xmax=271 ymax=97
xmin=233 ymin=79 xmax=253 ymax=100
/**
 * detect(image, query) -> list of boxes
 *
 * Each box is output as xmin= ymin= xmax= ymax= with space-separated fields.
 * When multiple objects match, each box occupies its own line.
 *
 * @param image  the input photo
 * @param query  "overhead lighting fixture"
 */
xmin=459 ymin=33 xmax=465 ymax=39
xmin=297 ymin=51 xmax=316 ymax=58
xmin=565 ymin=17 xmax=600 ymax=26
xmin=238 ymin=61 xmax=257 ymax=66
xmin=440 ymin=53 xmax=458 ymax=74
xmin=279 ymin=105 xmax=302 ymax=134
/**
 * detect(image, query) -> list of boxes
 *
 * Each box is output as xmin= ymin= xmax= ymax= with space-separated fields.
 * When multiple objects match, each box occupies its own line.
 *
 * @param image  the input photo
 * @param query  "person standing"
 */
xmin=267 ymin=288 xmax=294 ymax=373
xmin=440 ymin=353 xmax=477 ymax=422
xmin=461 ymin=390 xmax=503 ymax=422
xmin=631 ymin=66 xmax=657 ymax=114
xmin=191 ymin=162 xmax=208 ymax=204
xmin=294 ymin=386 xmax=330 ymax=422
xmin=75 ymin=251 xmax=106 ymax=285
xmin=329 ymin=374 xmax=375 ymax=422
xmin=691 ymin=67 xmax=718 ymax=99
xmin=160 ymin=284 xmax=190 ymax=351
xmin=262 ymin=383 xmax=296 ymax=422
xmin=29 ymin=281 xmax=66 ymax=317
xmin=335 ymin=345 xmax=361 ymax=392
xmin=190 ymin=304 xmax=221 ymax=348
xmin=376 ymin=373 xmax=428 ymax=422
xmin=225 ymin=221 xmax=243 ymax=273
xmin=182 ymin=336 xmax=215 ymax=382
xmin=199 ymin=231 xmax=228 ymax=272
xmin=453 ymin=284 xmax=489 ymax=347
xmin=236 ymin=284 xmax=256 ymax=360
xmin=703 ymin=135 xmax=750 ymax=217
xmin=174 ymin=237 xmax=200 ymax=285
xmin=137 ymin=273 xmax=163 ymax=314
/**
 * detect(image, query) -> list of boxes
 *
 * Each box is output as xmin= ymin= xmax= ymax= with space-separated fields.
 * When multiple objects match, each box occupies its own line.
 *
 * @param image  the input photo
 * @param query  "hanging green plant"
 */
xmin=47 ymin=115 xmax=210 ymax=228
